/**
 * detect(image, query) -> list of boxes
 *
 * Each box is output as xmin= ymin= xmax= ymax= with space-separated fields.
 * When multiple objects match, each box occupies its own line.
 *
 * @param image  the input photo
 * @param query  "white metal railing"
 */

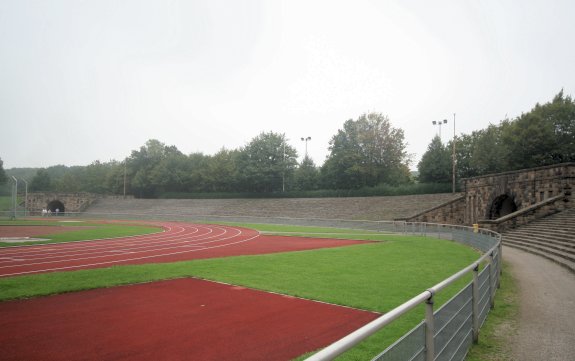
xmin=305 ymin=224 xmax=501 ymax=361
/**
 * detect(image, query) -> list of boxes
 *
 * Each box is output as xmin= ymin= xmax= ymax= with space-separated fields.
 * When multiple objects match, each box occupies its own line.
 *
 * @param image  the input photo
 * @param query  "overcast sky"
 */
xmin=1 ymin=0 xmax=574 ymax=170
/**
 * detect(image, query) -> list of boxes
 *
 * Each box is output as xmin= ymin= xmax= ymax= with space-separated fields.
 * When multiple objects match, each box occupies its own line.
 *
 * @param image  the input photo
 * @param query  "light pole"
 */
xmin=123 ymin=161 xmax=127 ymax=199
xmin=301 ymin=136 xmax=311 ymax=158
xmin=452 ymin=113 xmax=456 ymax=194
xmin=282 ymin=136 xmax=286 ymax=192
xmin=11 ymin=176 xmax=17 ymax=219
xmin=432 ymin=119 xmax=448 ymax=139
xmin=21 ymin=179 xmax=28 ymax=217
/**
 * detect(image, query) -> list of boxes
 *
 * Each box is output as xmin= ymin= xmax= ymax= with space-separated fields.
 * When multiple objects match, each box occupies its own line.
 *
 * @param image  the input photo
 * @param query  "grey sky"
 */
xmin=1 ymin=0 xmax=574 ymax=169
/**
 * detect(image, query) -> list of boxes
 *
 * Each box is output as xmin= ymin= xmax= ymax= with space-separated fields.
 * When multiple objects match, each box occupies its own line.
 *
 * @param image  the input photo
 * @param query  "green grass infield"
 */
xmin=0 ymin=221 xmax=485 ymax=360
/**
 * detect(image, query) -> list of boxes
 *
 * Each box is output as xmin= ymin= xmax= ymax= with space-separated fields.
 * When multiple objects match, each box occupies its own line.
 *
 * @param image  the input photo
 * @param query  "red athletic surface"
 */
xmin=0 ymin=222 xmax=369 ymax=277
xmin=0 ymin=277 xmax=379 ymax=361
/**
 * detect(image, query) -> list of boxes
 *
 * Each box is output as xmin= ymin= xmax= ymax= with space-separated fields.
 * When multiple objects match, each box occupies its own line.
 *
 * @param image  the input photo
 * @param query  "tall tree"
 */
xmin=322 ymin=112 xmax=409 ymax=189
xmin=127 ymin=139 xmax=183 ymax=197
xmin=30 ymin=169 xmax=52 ymax=191
xmin=503 ymin=90 xmax=575 ymax=169
xmin=238 ymin=132 xmax=298 ymax=192
xmin=205 ymin=148 xmax=241 ymax=192
xmin=293 ymin=156 xmax=320 ymax=191
xmin=418 ymin=136 xmax=451 ymax=183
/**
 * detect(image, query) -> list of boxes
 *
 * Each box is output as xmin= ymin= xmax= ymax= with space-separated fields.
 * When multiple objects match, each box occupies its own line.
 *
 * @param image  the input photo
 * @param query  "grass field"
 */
xmin=0 ymin=221 xmax=485 ymax=360
xmin=0 ymin=220 xmax=162 ymax=247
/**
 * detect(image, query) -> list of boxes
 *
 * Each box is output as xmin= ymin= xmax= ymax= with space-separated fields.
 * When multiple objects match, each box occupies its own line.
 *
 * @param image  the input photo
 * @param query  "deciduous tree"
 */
xmin=322 ymin=112 xmax=409 ymax=189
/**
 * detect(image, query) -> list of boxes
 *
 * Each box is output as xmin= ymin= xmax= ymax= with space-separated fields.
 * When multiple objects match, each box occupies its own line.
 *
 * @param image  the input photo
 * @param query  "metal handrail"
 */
xmin=305 ymin=224 xmax=501 ymax=361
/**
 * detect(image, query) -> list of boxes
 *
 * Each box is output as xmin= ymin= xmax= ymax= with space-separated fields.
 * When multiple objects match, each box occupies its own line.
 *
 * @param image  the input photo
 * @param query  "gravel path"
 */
xmin=503 ymin=246 xmax=575 ymax=361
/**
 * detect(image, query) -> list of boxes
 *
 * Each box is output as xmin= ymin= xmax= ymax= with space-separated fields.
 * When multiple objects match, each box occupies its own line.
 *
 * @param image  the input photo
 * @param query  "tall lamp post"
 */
xmin=21 ymin=179 xmax=28 ymax=217
xmin=432 ymin=119 xmax=447 ymax=139
xmin=11 ymin=176 xmax=17 ymax=219
xmin=301 ymin=136 xmax=311 ymax=158
xmin=452 ymin=113 xmax=456 ymax=194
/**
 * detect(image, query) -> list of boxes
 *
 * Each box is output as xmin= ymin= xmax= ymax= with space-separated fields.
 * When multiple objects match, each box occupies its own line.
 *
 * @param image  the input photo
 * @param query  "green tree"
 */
xmin=469 ymin=123 xmax=508 ymax=175
xmin=30 ymin=169 xmax=52 ymax=191
xmin=418 ymin=136 xmax=451 ymax=183
xmin=322 ymin=112 xmax=409 ymax=189
xmin=238 ymin=132 xmax=298 ymax=192
xmin=205 ymin=148 xmax=241 ymax=192
xmin=293 ymin=156 xmax=320 ymax=191
xmin=503 ymin=90 xmax=575 ymax=168
xmin=127 ymin=139 xmax=184 ymax=197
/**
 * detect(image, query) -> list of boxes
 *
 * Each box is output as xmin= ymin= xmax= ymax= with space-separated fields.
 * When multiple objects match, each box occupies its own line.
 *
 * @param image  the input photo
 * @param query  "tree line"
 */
xmin=417 ymin=90 xmax=575 ymax=183
xmin=16 ymin=113 xmax=411 ymax=197
xmin=2 ymin=90 xmax=573 ymax=198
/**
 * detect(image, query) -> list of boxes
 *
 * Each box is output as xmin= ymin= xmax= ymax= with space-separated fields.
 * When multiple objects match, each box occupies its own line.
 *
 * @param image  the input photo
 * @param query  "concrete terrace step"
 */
xmin=87 ymin=193 xmax=462 ymax=221
xmin=503 ymin=238 xmax=575 ymax=261
xmin=504 ymin=231 xmax=575 ymax=245
xmin=501 ymin=208 xmax=575 ymax=274
xmin=503 ymin=242 xmax=575 ymax=274
xmin=504 ymin=235 xmax=575 ymax=254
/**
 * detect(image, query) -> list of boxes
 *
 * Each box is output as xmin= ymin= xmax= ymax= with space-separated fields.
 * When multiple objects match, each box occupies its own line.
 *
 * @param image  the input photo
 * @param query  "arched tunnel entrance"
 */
xmin=47 ymin=200 xmax=65 ymax=215
xmin=489 ymin=194 xmax=517 ymax=219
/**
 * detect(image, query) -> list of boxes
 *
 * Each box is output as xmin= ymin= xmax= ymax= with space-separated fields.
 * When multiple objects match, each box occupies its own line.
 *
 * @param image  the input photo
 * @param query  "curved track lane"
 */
xmin=0 ymin=223 xmax=260 ymax=277
xmin=0 ymin=222 xmax=368 ymax=277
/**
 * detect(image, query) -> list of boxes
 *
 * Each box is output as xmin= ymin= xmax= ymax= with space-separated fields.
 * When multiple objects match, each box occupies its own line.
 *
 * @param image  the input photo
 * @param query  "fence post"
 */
xmin=472 ymin=264 xmax=480 ymax=343
xmin=488 ymin=252 xmax=495 ymax=309
xmin=425 ymin=295 xmax=435 ymax=361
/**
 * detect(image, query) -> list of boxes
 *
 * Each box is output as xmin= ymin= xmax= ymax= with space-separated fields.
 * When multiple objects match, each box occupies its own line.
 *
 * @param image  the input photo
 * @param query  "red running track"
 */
xmin=0 ymin=223 xmax=378 ymax=360
xmin=0 ymin=278 xmax=380 ymax=361
xmin=0 ymin=222 xmax=369 ymax=277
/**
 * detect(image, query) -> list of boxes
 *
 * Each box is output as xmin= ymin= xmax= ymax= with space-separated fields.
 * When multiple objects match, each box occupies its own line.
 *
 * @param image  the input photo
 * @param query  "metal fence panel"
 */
xmin=434 ymin=284 xmax=473 ymax=361
xmin=371 ymin=322 xmax=425 ymax=361
xmin=478 ymin=266 xmax=491 ymax=326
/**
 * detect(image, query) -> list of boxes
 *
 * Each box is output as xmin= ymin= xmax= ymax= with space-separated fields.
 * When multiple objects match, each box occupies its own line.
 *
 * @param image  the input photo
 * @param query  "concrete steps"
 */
xmin=86 ymin=193 xmax=461 ymax=221
xmin=502 ymin=208 xmax=575 ymax=273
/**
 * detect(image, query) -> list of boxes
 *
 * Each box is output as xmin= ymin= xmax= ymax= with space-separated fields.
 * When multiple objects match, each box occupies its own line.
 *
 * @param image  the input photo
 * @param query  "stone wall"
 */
xmin=478 ymin=193 xmax=571 ymax=232
xmin=464 ymin=163 xmax=574 ymax=225
xmin=402 ymin=163 xmax=574 ymax=228
xmin=26 ymin=193 xmax=99 ymax=214
xmin=399 ymin=195 xmax=466 ymax=225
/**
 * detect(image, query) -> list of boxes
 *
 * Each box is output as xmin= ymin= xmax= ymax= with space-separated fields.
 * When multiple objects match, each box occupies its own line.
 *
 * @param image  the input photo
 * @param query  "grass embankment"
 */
xmin=0 ymin=220 xmax=162 ymax=247
xmin=466 ymin=261 xmax=519 ymax=360
xmin=0 ymin=222 xmax=481 ymax=360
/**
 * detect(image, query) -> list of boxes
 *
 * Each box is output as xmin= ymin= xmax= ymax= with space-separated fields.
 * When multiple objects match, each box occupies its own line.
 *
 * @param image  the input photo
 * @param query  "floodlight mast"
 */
xmin=22 ymin=179 xmax=28 ymax=217
xmin=432 ymin=119 xmax=448 ymax=139
xmin=11 ymin=176 xmax=17 ymax=219
xmin=301 ymin=136 xmax=311 ymax=158
xmin=452 ymin=113 xmax=456 ymax=194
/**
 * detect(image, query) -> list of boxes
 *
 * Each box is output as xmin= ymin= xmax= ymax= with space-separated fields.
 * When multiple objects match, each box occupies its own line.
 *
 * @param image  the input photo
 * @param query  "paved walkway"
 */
xmin=503 ymin=246 xmax=575 ymax=361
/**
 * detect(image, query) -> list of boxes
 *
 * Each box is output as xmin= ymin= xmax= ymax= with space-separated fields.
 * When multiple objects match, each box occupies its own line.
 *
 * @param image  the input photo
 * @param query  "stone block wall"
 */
xmin=464 ymin=163 xmax=575 ymax=224
xmin=400 ymin=195 xmax=466 ymax=225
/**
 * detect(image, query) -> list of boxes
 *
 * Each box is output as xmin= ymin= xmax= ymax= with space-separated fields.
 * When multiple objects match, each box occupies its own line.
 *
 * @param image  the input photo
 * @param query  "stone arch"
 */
xmin=488 ymin=194 xmax=517 ymax=219
xmin=47 ymin=200 xmax=65 ymax=214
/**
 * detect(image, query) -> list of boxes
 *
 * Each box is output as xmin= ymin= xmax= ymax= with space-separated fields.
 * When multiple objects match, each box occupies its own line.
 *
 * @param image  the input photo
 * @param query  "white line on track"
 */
xmin=0 ymin=223 xmax=260 ymax=277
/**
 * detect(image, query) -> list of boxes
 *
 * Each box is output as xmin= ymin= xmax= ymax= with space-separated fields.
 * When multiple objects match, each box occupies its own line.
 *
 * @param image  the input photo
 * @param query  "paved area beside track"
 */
xmin=503 ymin=246 xmax=575 ymax=361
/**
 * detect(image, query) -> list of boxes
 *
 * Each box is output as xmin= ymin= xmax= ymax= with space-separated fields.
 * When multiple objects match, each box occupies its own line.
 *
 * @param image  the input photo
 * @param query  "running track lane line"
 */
xmin=0 ymin=223 xmax=260 ymax=277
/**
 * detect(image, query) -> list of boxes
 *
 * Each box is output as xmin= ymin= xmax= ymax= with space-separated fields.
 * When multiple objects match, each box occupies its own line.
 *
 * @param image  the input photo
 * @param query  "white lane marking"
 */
xmin=0 ymin=230 xmax=261 ymax=277
xmin=0 ymin=225 xmax=230 ymax=264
